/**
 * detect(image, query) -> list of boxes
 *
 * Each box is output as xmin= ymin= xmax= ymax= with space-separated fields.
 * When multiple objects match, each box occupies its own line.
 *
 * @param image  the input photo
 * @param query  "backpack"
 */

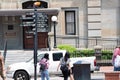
xmin=60 ymin=58 xmax=68 ymax=71
xmin=39 ymin=59 xmax=47 ymax=71
xmin=60 ymin=64 xmax=68 ymax=71
xmin=40 ymin=64 xmax=46 ymax=71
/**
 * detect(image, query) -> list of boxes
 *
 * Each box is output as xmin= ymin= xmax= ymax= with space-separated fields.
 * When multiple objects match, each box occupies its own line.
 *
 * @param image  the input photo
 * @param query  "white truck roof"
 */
xmin=37 ymin=50 xmax=67 ymax=55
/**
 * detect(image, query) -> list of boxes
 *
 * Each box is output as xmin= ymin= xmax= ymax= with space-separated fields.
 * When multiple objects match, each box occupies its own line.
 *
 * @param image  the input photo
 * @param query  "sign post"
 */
xmin=33 ymin=2 xmax=41 ymax=80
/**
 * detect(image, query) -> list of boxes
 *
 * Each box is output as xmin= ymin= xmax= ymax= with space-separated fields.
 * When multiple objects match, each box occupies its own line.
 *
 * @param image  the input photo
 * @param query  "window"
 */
xmin=65 ymin=11 xmax=76 ymax=35
xmin=37 ymin=54 xmax=45 ymax=62
xmin=8 ymin=25 xmax=14 ymax=30
xmin=52 ymin=53 xmax=63 ymax=61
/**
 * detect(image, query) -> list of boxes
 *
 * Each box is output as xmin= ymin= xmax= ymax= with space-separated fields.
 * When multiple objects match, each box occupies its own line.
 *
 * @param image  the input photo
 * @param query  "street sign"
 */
xmin=20 ymin=12 xmax=49 ymax=32
xmin=37 ymin=13 xmax=48 ymax=32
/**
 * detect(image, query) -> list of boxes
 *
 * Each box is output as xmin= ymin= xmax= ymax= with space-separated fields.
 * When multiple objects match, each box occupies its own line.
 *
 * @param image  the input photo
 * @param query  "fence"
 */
xmin=56 ymin=37 xmax=119 ymax=66
xmin=57 ymin=37 xmax=120 ymax=51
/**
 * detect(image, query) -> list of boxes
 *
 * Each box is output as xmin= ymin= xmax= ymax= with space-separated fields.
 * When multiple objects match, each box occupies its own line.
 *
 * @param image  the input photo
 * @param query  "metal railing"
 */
xmin=57 ymin=37 xmax=120 ymax=51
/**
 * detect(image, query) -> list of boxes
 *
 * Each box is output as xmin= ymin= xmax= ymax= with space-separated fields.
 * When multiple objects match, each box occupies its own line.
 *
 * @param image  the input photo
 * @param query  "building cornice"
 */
xmin=0 ymin=8 xmax=60 ymax=16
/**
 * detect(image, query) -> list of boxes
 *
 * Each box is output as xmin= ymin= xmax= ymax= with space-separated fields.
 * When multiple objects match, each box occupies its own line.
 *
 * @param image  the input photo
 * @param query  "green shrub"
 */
xmin=101 ymin=50 xmax=113 ymax=60
xmin=58 ymin=45 xmax=113 ymax=60
xmin=57 ymin=44 xmax=77 ymax=53
xmin=80 ymin=49 xmax=94 ymax=57
xmin=71 ymin=49 xmax=113 ymax=60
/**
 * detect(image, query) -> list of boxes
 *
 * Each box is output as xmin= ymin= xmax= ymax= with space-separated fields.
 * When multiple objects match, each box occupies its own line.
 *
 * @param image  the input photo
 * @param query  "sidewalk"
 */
xmin=92 ymin=66 xmax=114 ymax=80
xmin=99 ymin=66 xmax=114 ymax=72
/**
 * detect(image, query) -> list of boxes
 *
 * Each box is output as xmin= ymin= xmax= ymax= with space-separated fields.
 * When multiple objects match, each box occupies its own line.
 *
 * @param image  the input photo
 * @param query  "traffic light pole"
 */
xmin=34 ymin=7 xmax=38 ymax=80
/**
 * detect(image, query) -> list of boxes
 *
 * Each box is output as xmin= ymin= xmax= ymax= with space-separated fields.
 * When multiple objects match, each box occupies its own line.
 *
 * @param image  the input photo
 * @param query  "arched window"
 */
xmin=22 ymin=1 xmax=48 ymax=9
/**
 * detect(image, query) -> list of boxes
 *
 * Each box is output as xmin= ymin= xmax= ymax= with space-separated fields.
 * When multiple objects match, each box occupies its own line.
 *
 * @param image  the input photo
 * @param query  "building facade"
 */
xmin=0 ymin=0 xmax=119 ymax=50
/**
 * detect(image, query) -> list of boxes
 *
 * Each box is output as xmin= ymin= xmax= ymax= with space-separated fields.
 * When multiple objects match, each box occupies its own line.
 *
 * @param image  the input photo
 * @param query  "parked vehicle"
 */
xmin=6 ymin=50 xmax=96 ymax=80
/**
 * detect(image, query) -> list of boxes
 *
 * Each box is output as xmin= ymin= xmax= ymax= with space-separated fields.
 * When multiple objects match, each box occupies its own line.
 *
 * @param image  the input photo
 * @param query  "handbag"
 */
xmin=114 ymin=55 xmax=120 ymax=67
xmin=60 ymin=58 xmax=68 ymax=71
xmin=60 ymin=64 xmax=68 ymax=71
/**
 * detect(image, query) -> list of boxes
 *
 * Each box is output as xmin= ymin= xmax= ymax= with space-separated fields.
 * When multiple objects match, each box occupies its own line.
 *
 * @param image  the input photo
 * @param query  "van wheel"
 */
xmin=14 ymin=71 xmax=30 ymax=80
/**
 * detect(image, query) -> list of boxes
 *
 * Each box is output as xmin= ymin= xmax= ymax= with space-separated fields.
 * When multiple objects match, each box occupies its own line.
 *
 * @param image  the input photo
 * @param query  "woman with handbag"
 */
xmin=112 ymin=45 xmax=120 ymax=71
xmin=57 ymin=52 xmax=74 ymax=80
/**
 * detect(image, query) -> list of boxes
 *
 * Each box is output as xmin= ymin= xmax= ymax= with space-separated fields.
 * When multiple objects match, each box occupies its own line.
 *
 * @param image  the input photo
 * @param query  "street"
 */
xmin=4 ymin=72 xmax=105 ymax=80
xmin=4 ymin=65 xmax=113 ymax=80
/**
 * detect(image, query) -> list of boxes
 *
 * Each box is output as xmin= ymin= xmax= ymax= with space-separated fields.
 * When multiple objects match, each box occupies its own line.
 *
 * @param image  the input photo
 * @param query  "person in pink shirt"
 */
xmin=39 ymin=53 xmax=49 ymax=80
xmin=112 ymin=45 xmax=120 ymax=71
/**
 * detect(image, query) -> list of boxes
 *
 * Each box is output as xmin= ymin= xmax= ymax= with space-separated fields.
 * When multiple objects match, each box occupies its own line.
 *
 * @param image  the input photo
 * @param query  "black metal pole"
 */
xmin=53 ymin=21 xmax=57 ymax=48
xmin=34 ymin=7 xmax=38 ymax=80
xmin=3 ymin=39 xmax=7 ymax=63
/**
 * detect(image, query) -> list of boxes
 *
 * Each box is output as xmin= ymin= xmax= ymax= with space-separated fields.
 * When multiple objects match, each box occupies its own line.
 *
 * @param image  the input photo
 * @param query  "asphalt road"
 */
xmin=4 ymin=72 xmax=105 ymax=80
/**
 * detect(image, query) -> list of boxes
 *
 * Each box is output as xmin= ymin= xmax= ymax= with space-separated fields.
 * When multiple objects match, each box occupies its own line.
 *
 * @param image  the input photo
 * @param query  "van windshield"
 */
xmin=26 ymin=57 xmax=33 ymax=62
xmin=26 ymin=53 xmax=45 ymax=62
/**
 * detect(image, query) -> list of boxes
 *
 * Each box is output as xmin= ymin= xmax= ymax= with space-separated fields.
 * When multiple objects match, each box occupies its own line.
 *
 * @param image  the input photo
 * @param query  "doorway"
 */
xmin=23 ymin=27 xmax=48 ymax=49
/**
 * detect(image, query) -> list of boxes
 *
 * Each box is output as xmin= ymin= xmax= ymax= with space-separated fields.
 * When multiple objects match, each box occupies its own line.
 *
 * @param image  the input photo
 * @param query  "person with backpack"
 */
xmin=57 ymin=52 xmax=74 ymax=80
xmin=39 ymin=53 xmax=49 ymax=80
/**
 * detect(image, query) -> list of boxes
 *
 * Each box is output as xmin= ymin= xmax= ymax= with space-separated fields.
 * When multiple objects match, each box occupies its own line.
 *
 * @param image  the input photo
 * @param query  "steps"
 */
xmin=1 ymin=50 xmax=33 ymax=67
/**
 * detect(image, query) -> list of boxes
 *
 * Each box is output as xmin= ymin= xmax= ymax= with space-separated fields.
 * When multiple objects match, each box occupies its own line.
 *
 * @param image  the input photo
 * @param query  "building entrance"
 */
xmin=0 ymin=1 xmax=59 ymax=50
xmin=23 ymin=27 xmax=48 ymax=49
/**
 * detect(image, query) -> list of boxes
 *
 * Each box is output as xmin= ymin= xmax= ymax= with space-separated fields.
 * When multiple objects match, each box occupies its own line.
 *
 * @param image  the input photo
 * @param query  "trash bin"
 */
xmin=73 ymin=61 xmax=90 ymax=80
xmin=94 ymin=45 xmax=102 ymax=60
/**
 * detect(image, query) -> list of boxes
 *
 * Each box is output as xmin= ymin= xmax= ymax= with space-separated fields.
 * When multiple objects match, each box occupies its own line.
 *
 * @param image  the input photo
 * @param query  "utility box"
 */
xmin=73 ymin=61 xmax=91 ymax=80
xmin=94 ymin=45 xmax=102 ymax=60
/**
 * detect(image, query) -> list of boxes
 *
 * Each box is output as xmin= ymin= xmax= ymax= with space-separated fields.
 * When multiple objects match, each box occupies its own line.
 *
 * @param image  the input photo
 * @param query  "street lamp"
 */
xmin=51 ymin=16 xmax=57 ymax=48
xmin=33 ymin=1 xmax=41 ymax=80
